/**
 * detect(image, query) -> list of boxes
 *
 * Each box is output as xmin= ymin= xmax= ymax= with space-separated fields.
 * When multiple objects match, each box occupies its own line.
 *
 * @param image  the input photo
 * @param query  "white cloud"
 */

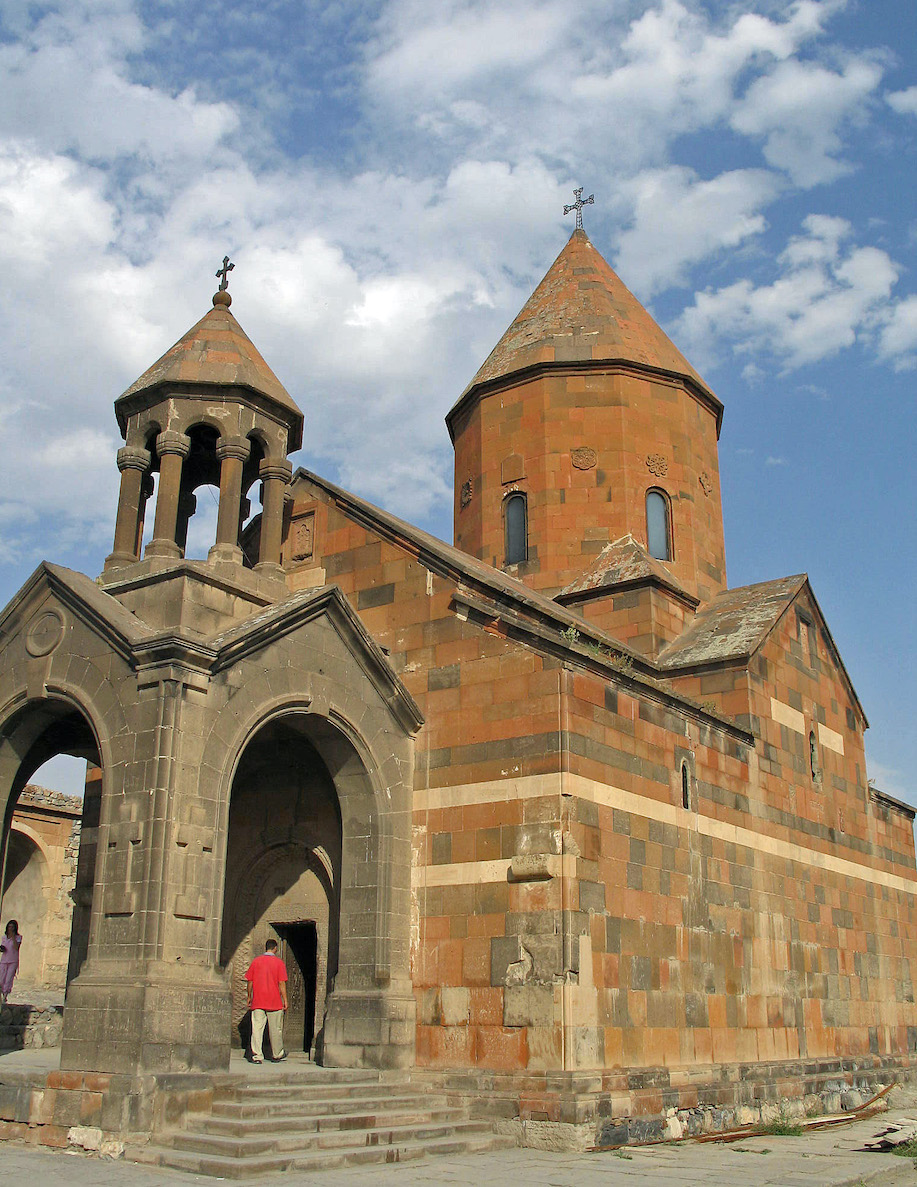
xmin=765 ymin=456 xmax=788 ymax=466
xmin=366 ymin=0 xmax=852 ymax=178
xmin=877 ymin=295 xmax=917 ymax=369
xmin=676 ymin=215 xmax=899 ymax=370
xmin=887 ymin=85 xmax=917 ymax=116
xmin=731 ymin=57 xmax=882 ymax=186
xmin=0 ymin=1 xmax=237 ymax=165
xmin=0 ymin=0 xmax=910 ymax=571
xmin=613 ymin=166 xmax=782 ymax=295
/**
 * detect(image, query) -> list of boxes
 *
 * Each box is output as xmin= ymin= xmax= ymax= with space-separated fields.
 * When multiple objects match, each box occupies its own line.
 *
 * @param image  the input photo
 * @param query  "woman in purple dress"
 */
xmin=0 ymin=920 xmax=22 ymax=1005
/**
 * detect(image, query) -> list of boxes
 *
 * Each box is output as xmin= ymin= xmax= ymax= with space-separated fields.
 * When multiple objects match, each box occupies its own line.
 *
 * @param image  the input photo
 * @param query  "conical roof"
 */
xmin=556 ymin=535 xmax=698 ymax=606
xmin=115 ymin=294 xmax=302 ymax=437
xmin=448 ymin=229 xmax=717 ymax=430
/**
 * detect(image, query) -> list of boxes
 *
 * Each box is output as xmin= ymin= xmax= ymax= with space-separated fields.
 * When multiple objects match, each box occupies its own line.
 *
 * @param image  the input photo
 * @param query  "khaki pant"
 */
xmin=250 ymin=1008 xmax=285 ymax=1061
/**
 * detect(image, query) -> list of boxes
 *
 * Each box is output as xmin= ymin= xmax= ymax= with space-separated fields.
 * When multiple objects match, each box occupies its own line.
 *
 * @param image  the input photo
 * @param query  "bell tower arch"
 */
xmin=104 ymin=268 xmax=302 ymax=578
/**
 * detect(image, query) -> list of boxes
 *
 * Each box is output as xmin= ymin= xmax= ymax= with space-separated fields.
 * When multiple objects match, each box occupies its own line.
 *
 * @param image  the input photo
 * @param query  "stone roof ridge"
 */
xmin=658 ymin=571 xmax=866 ymax=725
xmin=115 ymin=294 xmax=303 ymax=433
xmin=447 ymin=228 xmax=718 ymax=432
xmin=292 ymin=468 xmax=755 ymax=742
xmin=657 ymin=573 xmax=806 ymax=673
xmin=208 ymin=581 xmax=424 ymax=736
xmin=556 ymin=534 xmax=697 ymax=606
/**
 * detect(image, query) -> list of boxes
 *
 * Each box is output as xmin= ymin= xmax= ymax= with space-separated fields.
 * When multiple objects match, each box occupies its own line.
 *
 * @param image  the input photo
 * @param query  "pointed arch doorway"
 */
xmin=219 ymin=714 xmax=342 ymax=1059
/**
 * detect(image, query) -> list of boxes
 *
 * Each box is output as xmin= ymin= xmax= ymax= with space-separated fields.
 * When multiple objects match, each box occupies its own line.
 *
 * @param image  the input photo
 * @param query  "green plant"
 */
xmin=611 ymin=1150 xmax=633 ymax=1159
xmin=759 ymin=1112 xmax=804 ymax=1137
xmin=561 ymin=624 xmax=580 ymax=644
xmin=608 ymin=652 xmax=634 ymax=674
xmin=889 ymin=1137 xmax=917 ymax=1160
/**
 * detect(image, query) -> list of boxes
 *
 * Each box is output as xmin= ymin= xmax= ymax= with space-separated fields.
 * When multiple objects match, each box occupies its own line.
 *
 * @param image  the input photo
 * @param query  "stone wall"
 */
xmin=2 ymin=784 xmax=82 ymax=993
xmin=284 ymin=476 xmax=917 ymax=1085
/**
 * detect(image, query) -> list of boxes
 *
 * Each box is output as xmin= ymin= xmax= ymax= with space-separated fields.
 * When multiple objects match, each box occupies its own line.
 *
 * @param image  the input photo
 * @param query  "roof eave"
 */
xmin=115 ymin=380 xmax=304 ymax=449
xmin=445 ymin=356 xmax=724 ymax=442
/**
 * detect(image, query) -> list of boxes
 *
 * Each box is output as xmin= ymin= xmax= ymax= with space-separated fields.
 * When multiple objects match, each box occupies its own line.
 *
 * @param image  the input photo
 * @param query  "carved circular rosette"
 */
xmin=571 ymin=447 xmax=597 ymax=471
xmin=26 ymin=608 xmax=65 ymax=657
xmin=646 ymin=453 xmax=668 ymax=477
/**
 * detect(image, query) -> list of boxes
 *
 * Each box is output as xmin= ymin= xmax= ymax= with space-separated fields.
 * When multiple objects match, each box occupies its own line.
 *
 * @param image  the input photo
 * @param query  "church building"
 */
xmin=0 ymin=215 xmax=914 ymax=1146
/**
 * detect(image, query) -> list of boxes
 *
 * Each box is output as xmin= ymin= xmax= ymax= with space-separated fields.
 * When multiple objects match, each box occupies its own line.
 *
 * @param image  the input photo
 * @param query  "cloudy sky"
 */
xmin=0 ymin=0 xmax=914 ymax=802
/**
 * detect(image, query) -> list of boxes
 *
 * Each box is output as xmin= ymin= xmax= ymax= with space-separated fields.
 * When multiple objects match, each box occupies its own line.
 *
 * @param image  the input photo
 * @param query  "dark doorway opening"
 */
xmin=273 ymin=921 xmax=318 ymax=1054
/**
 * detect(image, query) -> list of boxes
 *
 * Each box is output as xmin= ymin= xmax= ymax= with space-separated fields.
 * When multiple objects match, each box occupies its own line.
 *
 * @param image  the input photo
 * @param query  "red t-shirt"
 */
xmin=245 ymin=952 xmax=288 ymax=1010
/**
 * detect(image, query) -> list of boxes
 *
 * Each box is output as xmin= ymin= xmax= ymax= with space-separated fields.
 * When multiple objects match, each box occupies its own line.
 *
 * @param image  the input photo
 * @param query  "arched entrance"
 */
xmin=2 ymin=828 xmax=49 ymax=985
xmin=220 ymin=714 xmax=342 ymax=1059
xmin=0 ymin=699 xmax=102 ymax=998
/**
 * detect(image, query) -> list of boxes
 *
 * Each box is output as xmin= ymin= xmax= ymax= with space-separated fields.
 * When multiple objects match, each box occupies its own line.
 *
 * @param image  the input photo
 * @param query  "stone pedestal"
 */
xmin=60 ymin=962 xmax=230 ymax=1075
xmin=322 ymin=986 xmax=416 ymax=1070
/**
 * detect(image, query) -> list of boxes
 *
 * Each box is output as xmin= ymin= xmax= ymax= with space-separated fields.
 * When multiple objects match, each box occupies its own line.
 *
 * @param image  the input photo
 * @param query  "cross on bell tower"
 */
xmin=564 ymin=187 xmax=594 ymax=231
xmin=216 ymin=255 xmax=234 ymax=291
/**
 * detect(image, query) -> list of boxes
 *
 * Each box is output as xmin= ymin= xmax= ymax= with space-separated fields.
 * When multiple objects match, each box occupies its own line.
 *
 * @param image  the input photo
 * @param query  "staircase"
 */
xmin=132 ymin=1066 xmax=515 ymax=1177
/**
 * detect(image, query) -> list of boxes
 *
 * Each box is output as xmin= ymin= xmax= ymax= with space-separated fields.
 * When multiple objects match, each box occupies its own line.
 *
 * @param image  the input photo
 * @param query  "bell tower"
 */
xmin=104 ymin=262 xmax=302 ymax=583
xmin=448 ymin=220 xmax=728 ymax=609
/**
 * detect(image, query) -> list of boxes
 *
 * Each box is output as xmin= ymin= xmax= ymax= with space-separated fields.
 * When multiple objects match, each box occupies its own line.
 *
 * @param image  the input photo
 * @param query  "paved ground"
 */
xmin=0 ymin=1095 xmax=916 ymax=1186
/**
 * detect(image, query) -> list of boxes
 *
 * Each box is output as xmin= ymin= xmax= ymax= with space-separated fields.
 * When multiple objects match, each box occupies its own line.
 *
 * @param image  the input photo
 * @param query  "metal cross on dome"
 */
xmin=564 ymin=188 xmax=594 ymax=231
xmin=216 ymin=255 xmax=234 ymax=291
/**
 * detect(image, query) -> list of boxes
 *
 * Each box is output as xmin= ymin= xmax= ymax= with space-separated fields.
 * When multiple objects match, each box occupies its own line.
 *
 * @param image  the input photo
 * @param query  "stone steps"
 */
xmin=131 ymin=1068 xmax=514 ymax=1178
xmin=210 ymin=1090 xmax=451 ymax=1120
xmin=201 ymin=1102 xmax=461 ymax=1135
xmin=138 ymin=1132 xmax=514 ymax=1179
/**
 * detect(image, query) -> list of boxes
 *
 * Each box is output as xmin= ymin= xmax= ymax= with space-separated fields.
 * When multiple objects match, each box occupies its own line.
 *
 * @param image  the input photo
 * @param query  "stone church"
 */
xmin=0 ymin=221 xmax=915 ymax=1141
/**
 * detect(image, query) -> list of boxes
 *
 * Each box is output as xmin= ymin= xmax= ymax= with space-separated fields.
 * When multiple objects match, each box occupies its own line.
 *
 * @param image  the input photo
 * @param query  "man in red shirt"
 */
xmin=244 ymin=938 xmax=289 ymax=1063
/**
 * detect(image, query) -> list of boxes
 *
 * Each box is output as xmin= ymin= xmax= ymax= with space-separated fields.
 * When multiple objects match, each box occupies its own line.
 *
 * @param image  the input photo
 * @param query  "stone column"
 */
xmin=145 ymin=431 xmax=190 ymax=559
xmin=104 ymin=446 xmax=150 ymax=571
xmin=208 ymin=437 xmax=250 ymax=564
xmin=175 ymin=490 xmax=197 ymax=555
xmin=255 ymin=459 xmax=293 ymax=578
xmin=135 ymin=474 xmax=154 ymax=557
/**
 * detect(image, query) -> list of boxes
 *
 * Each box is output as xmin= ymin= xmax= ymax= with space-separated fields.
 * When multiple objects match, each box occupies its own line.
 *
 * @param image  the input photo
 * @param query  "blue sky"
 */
xmin=0 ymin=0 xmax=914 ymax=802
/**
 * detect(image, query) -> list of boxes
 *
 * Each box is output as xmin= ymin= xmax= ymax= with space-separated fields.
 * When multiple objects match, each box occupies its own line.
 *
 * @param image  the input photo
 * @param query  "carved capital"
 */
xmin=156 ymin=430 xmax=191 ymax=458
xmin=259 ymin=459 xmax=293 ymax=483
xmin=117 ymin=446 xmax=151 ymax=473
xmin=215 ymin=436 xmax=251 ymax=463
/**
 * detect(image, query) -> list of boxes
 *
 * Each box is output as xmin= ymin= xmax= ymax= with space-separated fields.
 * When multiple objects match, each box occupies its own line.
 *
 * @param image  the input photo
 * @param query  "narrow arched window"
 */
xmin=646 ymin=489 xmax=672 ymax=561
xmin=809 ymin=731 xmax=821 ymax=784
xmin=681 ymin=762 xmax=691 ymax=810
xmin=505 ymin=493 xmax=527 ymax=565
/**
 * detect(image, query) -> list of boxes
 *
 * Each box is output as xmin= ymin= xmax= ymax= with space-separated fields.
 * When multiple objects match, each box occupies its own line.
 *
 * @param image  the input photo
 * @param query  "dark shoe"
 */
xmin=251 ymin=1056 xmax=263 ymax=1064
xmin=272 ymin=1051 xmax=287 ymax=1062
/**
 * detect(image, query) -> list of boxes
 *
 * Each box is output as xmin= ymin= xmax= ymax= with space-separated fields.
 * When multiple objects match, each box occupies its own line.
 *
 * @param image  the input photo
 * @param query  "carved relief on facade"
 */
xmin=26 ymin=609 xmax=65 ymax=657
xmin=291 ymin=512 xmax=315 ymax=562
xmin=460 ymin=479 xmax=473 ymax=508
xmin=699 ymin=471 xmax=713 ymax=496
xmin=645 ymin=453 xmax=668 ymax=477
xmin=571 ymin=446 xmax=597 ymax=471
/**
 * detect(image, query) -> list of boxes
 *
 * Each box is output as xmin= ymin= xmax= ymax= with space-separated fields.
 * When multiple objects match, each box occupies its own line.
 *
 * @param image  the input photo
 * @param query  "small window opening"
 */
xmin=505 ymin=493 xmax=527 ymax=565
xmin=681 ymin=762 xmax=691 ymax=811
xmin=646 ymin=489 xmax=672 ymax=561
xmin=809 ymin=731 xmax=822 ymax=785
